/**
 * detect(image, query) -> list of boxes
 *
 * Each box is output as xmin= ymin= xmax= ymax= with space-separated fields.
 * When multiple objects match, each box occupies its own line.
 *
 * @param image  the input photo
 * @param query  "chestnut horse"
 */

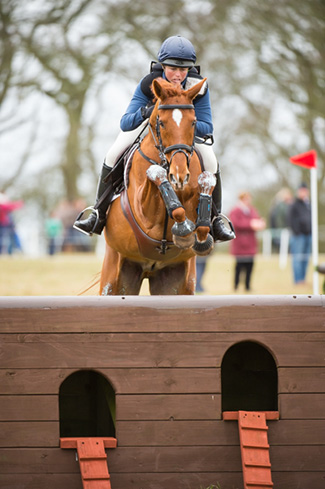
xmin=100 ymin=77 xmax=216 ymax=295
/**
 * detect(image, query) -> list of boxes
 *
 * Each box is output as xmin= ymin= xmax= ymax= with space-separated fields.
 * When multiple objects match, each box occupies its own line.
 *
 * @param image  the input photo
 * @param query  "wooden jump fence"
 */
xmin=0 ymin=295 xmax=324 ymax=489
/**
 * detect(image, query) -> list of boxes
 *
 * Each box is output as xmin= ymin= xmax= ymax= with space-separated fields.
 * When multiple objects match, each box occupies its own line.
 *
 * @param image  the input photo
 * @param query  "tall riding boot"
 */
xmin=211 ymin=169 xmax=235 ymax=242
xmin=73 ymin=163 xmax=113 ymax=236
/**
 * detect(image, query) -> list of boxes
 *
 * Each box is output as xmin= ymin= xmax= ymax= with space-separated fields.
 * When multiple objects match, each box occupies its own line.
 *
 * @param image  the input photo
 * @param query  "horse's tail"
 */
xmin=77 ymin=272 xmax=101 ymax=295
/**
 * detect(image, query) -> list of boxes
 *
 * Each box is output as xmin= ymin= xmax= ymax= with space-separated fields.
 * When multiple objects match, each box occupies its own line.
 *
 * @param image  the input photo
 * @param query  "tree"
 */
xmin=1 ymin=0 xmax=324 ymax=230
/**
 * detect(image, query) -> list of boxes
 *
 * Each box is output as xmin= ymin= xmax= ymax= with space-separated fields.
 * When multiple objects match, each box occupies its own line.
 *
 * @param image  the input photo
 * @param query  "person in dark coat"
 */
xmin=229 ymin=191 xmax=266 ymax=291
xmin=288 ymin=183 xmax=312 ymax=284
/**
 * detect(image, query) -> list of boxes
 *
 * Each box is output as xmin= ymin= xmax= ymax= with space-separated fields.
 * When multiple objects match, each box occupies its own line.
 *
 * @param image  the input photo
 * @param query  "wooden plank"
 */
xmin=116 ymin=419 xmax=325 ymax=446
xmin=0 ymin=474 xmax=84 ymax=489
xmin=268 ymin=419 xmax=325 ymax=445
xmin=111 ymin=472 xmax=245 ymax=489
xmin=116 ymin=394 xmax=221 ymax=420
xmin=0 ymin=395 xmax=58 ymax=421
xmin=0 ymin=448 xmax=78 ymax=473
xmin=0 ymin=367 xmax=220 ymax=395
xmin=2 ymin=418 xmax=324 ymax=448
xmin=279 ymin=393 xmax=325 ymax=418
xmin=2 ymin=365 xmax=324 ymax=396
xmin=272 ymin=472 xmax=325 ymax=489
xmin=3 ymin=330 xmax=325 ymax=344
xmin=1 ymin=446 xmax=325 ymax=474
xmin=1 ymin=472 xmax=325 ymax=489
xmin=0 ymin=422 xmax=59 ymax=447
xmin=270 ymin=445 xmax=325 ymax=470
xmin=111 ymin=472 xmax=325 ymax=489
xmin=1 ymin=333 xmax=324 ymax=368
xmin=116 ymin=419 xmax=236 ymax=446
xmin=278 ymin=367 xmax=325 ymax=393
xmin=0 ymin=295 xmax=324 ymax=333
xmin=2 ymin=330 xmax=325 ymax=345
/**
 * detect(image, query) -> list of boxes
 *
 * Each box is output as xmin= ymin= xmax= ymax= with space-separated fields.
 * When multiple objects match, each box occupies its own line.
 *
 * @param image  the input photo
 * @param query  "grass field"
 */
xmin=1 ymin=249 xmax=323 ymax=296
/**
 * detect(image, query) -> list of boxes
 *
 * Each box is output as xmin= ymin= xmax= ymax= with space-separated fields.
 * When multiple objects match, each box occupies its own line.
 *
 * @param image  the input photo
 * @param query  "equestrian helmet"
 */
xmin=158 ymin=35 xmax=196 ymax=67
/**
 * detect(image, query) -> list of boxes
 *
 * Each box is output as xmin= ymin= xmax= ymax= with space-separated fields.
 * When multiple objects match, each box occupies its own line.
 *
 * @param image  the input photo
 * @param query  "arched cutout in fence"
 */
xmin=59 ymin=370 xmax=116 ymax=437
xmin=221 ymin=341 xmax=278 ymax=412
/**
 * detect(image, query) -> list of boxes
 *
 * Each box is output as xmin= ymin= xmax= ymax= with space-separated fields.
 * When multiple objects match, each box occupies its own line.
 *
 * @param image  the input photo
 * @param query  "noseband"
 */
xmin=138 ymin=103 xmax=196 ymax=171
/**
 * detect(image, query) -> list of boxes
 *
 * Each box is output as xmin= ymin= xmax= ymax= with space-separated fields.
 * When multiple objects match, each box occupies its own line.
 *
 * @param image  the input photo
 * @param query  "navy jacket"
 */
xmin=120 ymin=66 xmax=213 ymax=138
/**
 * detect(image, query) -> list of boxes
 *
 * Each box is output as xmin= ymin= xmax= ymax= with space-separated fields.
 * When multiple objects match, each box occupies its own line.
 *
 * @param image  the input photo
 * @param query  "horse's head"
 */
xmin=150 ymin=77 xmax=207 ymax=190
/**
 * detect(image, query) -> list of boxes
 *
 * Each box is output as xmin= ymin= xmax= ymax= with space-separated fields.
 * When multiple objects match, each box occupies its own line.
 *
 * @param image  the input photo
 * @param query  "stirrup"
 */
xmin=212 ymin=213 xmax=236 ymax=242
xmin=73 ymin=206 xmax=99 ymax=236
xmin=219 ymin=213 xmax=235 ymax=234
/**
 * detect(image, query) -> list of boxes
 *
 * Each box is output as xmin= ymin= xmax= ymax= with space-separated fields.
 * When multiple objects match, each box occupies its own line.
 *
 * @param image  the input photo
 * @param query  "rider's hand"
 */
xmin=141 ymin=105 xmax=154 ymax=120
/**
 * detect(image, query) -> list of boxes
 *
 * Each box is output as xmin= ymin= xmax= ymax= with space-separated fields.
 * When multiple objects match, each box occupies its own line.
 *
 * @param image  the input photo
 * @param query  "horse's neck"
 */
xmin=142 ymin=131 xmax=160 ymax=160
xmin=128 ymin=155 xmax=166 ymax=226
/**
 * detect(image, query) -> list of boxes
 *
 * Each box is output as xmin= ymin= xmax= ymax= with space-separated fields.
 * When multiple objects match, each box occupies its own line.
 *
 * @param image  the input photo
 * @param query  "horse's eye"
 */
xmin=192 ymin=119 xmax=197 ymax=127
xmin=159 ymin=121 xmax=165 ymax=129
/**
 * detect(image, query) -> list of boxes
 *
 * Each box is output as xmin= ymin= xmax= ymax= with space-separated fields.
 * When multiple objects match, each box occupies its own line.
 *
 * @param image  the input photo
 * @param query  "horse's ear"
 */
xmin=151 ymin=78 xmax=165 ymax=100
xmin=185 ymin=77 xmax=207 ymax=101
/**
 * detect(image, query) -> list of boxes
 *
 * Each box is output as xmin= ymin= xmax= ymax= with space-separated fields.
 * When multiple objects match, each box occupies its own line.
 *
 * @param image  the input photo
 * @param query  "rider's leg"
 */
xmin=73 ymin=162 xmax=113 ymax=235
xmin=196 ymin=144 xmax=235 ymax=242
xmin=74 ymin=122 xmax=148 ymax=236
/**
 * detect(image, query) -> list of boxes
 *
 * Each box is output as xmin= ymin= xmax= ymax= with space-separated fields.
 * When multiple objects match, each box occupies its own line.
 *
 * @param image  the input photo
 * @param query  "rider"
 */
xmin=74 ymin=35 xmax=235 ymax=242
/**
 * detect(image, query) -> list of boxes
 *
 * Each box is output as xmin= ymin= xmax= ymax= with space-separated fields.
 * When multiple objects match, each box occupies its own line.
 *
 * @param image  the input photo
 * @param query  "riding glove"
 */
xmin=141 ymin=105 xmax=154 ymax=120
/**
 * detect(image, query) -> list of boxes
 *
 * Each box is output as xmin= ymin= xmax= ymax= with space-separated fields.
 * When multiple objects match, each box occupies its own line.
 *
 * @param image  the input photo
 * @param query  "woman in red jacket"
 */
xmin=229 ymin=191 xmax=266 ymax=291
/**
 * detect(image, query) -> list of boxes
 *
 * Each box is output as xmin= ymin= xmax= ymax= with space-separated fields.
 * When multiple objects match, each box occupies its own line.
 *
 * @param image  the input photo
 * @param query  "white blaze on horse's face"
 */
xmin=172 ymin=109 xmax=183 ymax=127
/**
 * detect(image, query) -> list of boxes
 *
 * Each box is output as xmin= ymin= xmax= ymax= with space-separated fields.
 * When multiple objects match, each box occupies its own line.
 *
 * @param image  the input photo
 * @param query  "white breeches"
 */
xmin=105 ymin=123 xmax=218 ymax=174
xmin=195 ymin=143 xmax=219 ymax=174
xmin=105 ymin=122 xmax=148 ymax=167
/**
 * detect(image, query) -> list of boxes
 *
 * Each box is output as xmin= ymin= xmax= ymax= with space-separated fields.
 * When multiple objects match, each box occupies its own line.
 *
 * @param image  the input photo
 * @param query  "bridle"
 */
xmin=137 ymin=103 xmax=196 ymax=171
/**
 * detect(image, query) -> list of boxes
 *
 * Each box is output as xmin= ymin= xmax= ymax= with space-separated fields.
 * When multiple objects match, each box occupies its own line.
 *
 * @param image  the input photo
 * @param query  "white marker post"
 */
xmin=290 ymin=150 xmax=319 ymax=294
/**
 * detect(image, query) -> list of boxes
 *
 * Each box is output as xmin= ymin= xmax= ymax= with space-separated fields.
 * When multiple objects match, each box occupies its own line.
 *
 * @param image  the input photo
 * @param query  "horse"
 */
xmin=100 ymin=77 xmax=216 ymax=295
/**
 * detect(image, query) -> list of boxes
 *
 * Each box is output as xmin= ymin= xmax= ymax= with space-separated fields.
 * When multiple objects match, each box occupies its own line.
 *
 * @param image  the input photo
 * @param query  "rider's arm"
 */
xmin=120 ymin=82 xmax=150 ymax=132
xmin=193 ymin=88 xmax=214 ymax=138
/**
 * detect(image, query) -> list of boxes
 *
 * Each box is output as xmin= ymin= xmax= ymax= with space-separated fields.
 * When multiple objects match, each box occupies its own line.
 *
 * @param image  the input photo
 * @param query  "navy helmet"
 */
xmin=157 ymin=35 xmax=196 ymax=68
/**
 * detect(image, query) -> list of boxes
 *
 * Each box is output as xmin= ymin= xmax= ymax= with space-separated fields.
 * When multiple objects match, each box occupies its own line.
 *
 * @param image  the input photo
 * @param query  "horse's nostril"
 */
xmin=170 ymin=174 xmax=176 ymax=184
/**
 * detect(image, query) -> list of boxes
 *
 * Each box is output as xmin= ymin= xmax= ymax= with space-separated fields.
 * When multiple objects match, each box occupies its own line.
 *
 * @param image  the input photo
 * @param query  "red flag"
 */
xmin=289 ymin=150 xmax=317 ymax=169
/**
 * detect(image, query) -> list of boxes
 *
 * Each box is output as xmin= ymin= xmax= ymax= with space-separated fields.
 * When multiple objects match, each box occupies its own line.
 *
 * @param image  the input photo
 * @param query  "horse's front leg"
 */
xmin=100 ymin=246 xmax=143 ymax=295
xmin=192 ymin=171 xmax=216 ymax=256
xmin=146 ymin=165 xmax=195 ymax=248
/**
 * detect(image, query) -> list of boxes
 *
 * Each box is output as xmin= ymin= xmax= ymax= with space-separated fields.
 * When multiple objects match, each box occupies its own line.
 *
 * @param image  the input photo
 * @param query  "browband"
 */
xmin=158 ymin=104 xmax=194 ymax=110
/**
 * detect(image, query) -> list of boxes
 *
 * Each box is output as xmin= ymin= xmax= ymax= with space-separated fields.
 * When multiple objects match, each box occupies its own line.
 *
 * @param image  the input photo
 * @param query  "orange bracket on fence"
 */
xmin=60 ymin=437 xmax=117 ymax=489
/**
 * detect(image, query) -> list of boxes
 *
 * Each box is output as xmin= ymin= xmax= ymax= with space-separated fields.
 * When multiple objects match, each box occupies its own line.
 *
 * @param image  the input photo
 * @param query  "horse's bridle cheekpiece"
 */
xmin=156 ymin=103 xmax=196 ymax=169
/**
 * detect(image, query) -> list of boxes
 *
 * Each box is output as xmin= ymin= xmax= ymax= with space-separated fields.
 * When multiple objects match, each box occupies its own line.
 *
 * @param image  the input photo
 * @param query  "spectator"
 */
xmin=45 ymin=213 xmax=63 ymax=255
xmin=54 ymin=199 xmax=92 ymax=252
xmin=196 ymin=256 xmax=208 ymax=293
xmin=288 ymin=183 xmax=312 ymax=285
xmin=0 ymin=192 xmax=24 ymax=254
xmin=269 ymin=187 xmax=293 ymax=252
xmin=229 ymin=191 xmax=266 ymax=292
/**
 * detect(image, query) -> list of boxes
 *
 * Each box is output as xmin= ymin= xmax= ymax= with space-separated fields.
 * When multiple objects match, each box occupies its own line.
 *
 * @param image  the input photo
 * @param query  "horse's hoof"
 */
xmin=192 ymin=233 xmax=214 ymax=256
xmin=172 ymin=218 xmax=195 ymax=237
xmin=173 ymin=233 xmax=196 ymax=249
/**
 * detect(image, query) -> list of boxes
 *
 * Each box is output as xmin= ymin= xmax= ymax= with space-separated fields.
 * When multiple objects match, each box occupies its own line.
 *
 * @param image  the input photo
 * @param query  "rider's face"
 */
xmin=163 ymin=66 xmax=189 ymax=86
